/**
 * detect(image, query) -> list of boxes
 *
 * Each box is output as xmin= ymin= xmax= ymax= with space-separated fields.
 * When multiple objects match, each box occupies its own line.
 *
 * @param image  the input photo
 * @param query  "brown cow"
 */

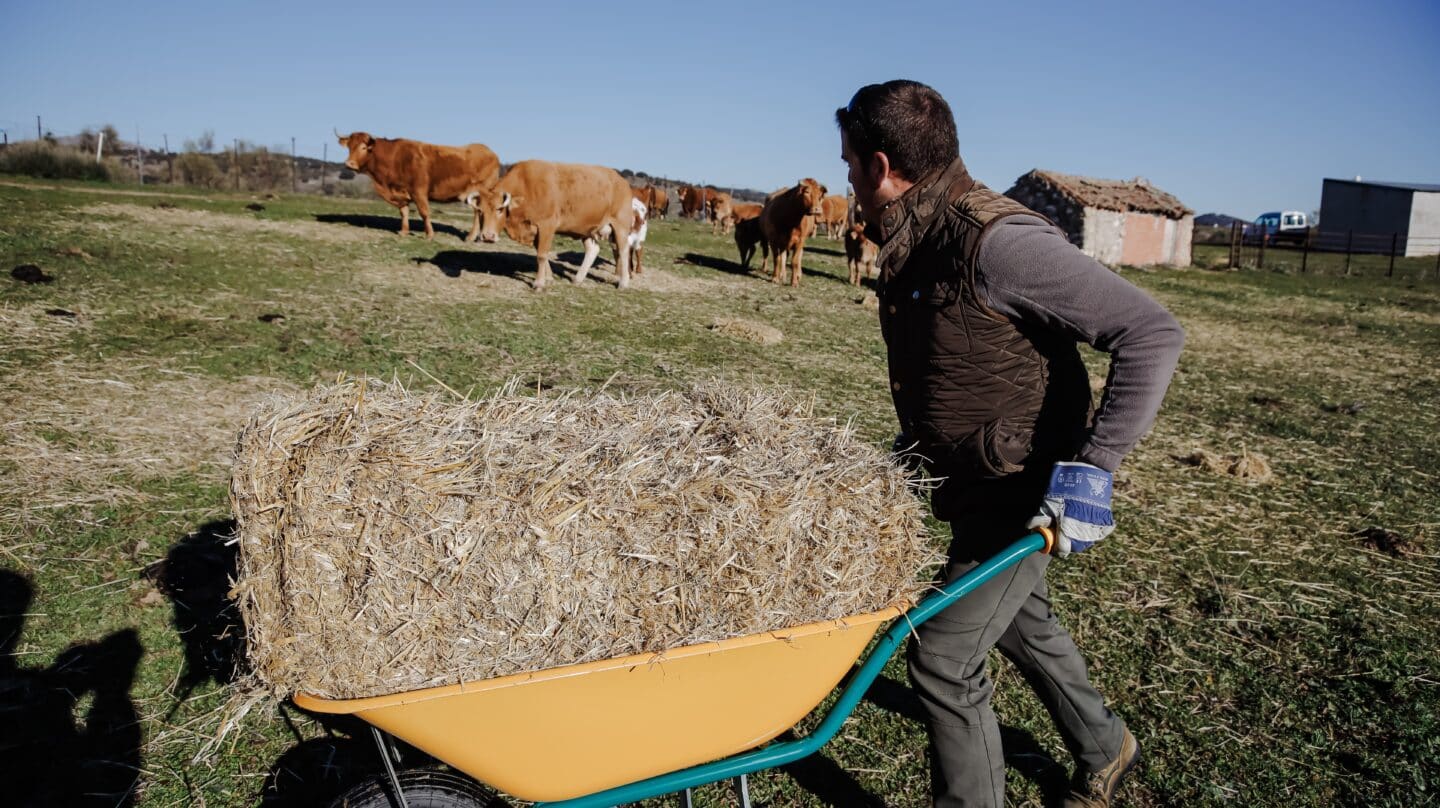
xmin=759 ymin=178 xmax=826 ymax=286
xmin=468 ymin=160 xmax=635 ymax=290
xmin=678 ymin=185 xmax=723 ymax=220
xmin=650 ymin=186 xmax=668 ymax=220
xmin=707 ymin=191 xmax=734 ymax=235
xmin=335 ymin=131 xmax=499 ymax=241
xmin=845 ymin=223 xmax=878 ymax=285
xmin=819 ymin=194 xmax=848 ymax=240
xmin=718 ymin=201 xmax=763 ymax=240
xmin=734 ymin=216 xmax=768 ymax=270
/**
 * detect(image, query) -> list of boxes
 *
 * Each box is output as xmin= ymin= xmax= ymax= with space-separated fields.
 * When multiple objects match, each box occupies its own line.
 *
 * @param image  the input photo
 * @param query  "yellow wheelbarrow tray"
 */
xmin=295 ymin=530 xmax=1051 ymax=807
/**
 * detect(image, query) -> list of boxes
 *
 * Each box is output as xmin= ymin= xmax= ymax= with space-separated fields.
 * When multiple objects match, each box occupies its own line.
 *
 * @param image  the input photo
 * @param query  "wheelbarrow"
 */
xmin=295 ymin=528 xmax=1055 ymax=807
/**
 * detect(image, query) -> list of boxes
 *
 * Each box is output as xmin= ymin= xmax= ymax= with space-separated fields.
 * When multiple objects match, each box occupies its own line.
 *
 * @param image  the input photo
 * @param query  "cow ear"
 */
xmin=364 ymin=135 xmax=375 ymax=148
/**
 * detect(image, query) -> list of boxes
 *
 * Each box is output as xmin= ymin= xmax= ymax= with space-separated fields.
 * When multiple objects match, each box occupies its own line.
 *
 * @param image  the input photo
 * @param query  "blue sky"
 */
xmin=2 ymin=0 xmax=1436 ymax=219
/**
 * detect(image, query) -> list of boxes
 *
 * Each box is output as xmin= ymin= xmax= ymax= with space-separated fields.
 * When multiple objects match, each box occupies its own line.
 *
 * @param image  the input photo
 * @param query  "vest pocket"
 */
xmin=979 ymin=418 xmax=1030 ymax=477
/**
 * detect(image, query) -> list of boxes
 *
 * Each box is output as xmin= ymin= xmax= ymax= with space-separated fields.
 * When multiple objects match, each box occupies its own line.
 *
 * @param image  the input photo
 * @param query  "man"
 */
xmin=836 ymin=80 xmax=1183 ymax=807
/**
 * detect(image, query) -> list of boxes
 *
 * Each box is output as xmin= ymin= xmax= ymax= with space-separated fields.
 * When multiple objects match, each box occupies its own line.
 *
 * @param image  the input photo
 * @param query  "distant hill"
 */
xmin=1196 ymin=212 xmax=1245 ymax=227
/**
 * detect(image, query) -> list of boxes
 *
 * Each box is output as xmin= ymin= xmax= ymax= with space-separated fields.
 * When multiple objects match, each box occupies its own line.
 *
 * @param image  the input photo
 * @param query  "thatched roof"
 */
xmin=1009 ymin=169 xmax=1192 ymax=218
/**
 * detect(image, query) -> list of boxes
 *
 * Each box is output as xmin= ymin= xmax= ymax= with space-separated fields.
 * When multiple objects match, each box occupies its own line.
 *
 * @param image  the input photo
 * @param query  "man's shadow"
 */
xmin=145 ymin=520 xmax=404 ymax=806
xmin=2 ymin=570 xmax=145 ymax=807
xmin=314 ymin=213 xmax=468 ymax=240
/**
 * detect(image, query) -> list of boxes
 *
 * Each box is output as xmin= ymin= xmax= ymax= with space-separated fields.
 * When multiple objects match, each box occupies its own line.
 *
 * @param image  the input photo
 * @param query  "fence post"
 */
xmin=291 ymin=136 xmax=297 ymax=193
xmin=136 ymin=128 xmax=143 ymax=186
xmin=1345 ymin=230 xmax=1353 ymax=276
xmin=1257 ymin=225 xmax=1266 ymax=269
xmin=322 ymin=142 xmax=328 ymax=193
xmin=1301 ymin=228 xmax=1310 ymax=273
xmin=234 ymin=138 xmax=240 ymax=191
xmin=1387 ymin=232 xmax=1398 ymax=277
xmin=1228 ymin=222 xmax=1239 ymax=268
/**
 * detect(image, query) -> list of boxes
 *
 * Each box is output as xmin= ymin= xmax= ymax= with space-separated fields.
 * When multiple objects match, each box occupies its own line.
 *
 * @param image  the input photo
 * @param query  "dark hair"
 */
xmin=835 ymin=80 xmax=959 ymax=182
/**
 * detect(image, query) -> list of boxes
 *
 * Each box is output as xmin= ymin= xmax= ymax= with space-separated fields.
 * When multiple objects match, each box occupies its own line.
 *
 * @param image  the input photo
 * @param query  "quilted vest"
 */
xmin=871 ymin=158 xmax=1092 ymax=519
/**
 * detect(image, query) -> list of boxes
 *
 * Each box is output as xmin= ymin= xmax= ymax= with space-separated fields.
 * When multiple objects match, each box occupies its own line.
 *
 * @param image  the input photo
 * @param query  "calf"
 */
xmin=819 ymin=194 xmax=848 ymax=240
xmin=845 ymin=223 xmax=878 ymax=285
xmin=627 ymin=197 xmax=649 ymax=275
xmin=734 ymin=216 xmax=768 ymax=270
xmin=335 ymin=131 xmax=499 ymax=241
xmin=468 ymin=160 xmax=635 ymax=290
xmin=759 ymin=178 xmax=826 ymax=286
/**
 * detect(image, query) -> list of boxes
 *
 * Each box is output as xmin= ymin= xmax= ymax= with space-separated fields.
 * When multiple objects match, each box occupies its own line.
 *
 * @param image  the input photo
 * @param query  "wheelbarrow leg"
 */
xmin=370 ymin=725 xmax=411 ymax=808
xmin=733 ymin=774 xmax=751 ymax=807
xmin=675 ymin=776 xmax=749 ymax=807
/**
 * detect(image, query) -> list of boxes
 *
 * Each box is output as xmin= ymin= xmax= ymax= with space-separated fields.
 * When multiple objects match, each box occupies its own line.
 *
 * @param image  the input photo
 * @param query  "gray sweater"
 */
xmin=975 ymin=214 xmax=1184 ymax=472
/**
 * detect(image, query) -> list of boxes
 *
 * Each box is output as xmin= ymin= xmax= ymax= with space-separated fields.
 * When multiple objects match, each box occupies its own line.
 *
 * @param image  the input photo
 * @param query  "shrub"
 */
xmin=175 ymin=152 xmax=223 ymax=188
xmin=0 ymin=141 xmax=112 ymax=181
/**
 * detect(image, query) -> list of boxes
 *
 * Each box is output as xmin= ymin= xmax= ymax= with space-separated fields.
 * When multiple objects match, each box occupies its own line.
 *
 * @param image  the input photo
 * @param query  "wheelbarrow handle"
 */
xmin=535 ymin=529 xmax=1052 ymax=808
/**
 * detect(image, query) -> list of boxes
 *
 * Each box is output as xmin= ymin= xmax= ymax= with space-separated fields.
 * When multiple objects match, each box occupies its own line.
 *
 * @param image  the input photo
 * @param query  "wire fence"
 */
xmin=1218 ymin=222 xmax=1440 ymax=281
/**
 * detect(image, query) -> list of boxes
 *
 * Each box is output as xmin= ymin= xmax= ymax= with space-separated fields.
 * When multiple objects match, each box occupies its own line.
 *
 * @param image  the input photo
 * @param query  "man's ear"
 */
xmin=869 ymin=152 xmax=891 ymax=186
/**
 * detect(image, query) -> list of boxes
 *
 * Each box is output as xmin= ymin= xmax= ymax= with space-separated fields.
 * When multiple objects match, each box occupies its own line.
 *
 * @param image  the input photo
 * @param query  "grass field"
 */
xmin=2 ymin=177 xmax=1438 ymax=807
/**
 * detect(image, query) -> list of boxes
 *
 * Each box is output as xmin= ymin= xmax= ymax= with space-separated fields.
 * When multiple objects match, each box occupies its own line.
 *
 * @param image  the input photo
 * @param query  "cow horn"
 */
xmin=333 ymin=127 xmax=343 ymax=139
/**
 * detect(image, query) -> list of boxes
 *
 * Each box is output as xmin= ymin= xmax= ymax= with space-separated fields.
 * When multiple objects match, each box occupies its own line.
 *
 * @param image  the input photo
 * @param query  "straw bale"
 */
xmin=709 ymin=317 xmax=783 ymax=346
xmin=231 ymin=378 xmax=939 ymax=699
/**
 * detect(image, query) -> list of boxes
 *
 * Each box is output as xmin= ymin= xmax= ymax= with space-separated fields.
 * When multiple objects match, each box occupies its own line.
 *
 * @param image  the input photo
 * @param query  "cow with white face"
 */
xmin=467 ymin=160 xmax=635 ymax=290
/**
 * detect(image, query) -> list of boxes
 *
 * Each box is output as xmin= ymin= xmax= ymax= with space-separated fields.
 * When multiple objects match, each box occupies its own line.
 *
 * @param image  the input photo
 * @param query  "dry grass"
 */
xmin=230 ymin=378 xmax=939 ymax=699
xmin=709 ymin=317 xmax=784 ymax=345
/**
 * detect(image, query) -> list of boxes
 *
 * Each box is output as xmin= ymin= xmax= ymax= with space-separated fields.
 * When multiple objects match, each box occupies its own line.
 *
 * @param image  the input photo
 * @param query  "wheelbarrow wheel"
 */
xmin=327 ymin=767 xmax=507 ymax=808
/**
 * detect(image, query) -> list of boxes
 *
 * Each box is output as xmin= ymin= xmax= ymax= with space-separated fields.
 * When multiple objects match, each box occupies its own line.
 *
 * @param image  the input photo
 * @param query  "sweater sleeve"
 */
xmin=974 ymin=215 xmax=1184 ymax=472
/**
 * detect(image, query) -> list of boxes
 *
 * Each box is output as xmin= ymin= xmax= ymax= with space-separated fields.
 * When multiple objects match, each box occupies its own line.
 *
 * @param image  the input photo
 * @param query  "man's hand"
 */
xmin=1027 ymin=461 xmax=1114 ymax=556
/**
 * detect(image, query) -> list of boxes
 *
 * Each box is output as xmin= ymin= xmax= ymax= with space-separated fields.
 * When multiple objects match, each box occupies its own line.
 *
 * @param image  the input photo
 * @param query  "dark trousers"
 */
xmin=907 ymin=484 xmax=1126 ymax=807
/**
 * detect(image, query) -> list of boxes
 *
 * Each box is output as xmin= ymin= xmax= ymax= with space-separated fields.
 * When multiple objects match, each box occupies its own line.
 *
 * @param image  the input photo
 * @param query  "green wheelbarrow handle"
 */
xmin=536 ymin=529 xmax=1051 ymax=808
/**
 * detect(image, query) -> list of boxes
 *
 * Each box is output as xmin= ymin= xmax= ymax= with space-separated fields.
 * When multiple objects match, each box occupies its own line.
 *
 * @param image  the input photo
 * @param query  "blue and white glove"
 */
xmin=1026 ymin=461 xmax=1115 ymax=556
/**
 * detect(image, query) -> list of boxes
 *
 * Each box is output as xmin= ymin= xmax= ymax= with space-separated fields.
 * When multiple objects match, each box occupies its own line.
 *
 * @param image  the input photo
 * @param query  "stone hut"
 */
xmin=1005 ymin=170 xmax=1193 ymax=267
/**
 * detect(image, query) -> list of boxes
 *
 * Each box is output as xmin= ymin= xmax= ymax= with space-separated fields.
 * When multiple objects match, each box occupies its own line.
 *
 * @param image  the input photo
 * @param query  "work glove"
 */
xmin=1026 ymin=461 xmax=1114 ymax=556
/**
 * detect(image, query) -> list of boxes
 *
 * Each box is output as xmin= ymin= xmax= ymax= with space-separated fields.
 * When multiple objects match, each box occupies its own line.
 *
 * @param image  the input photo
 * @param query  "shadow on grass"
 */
xmin=314 ymin=213 xmax=468 ymax=241
xmin=146 ymin=519 xmax=244 ymax=695
xmin=681 ymin=251 xmax=761 ymax=278
xmin=1 ymin=569 xmax=144 ymax=807
xmin=415 ymin=250 xmax=536 ymax=280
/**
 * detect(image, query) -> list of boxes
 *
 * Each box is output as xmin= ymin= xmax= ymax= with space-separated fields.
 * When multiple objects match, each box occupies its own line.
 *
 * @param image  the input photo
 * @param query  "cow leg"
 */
xmin=632 ymin=242 xmax=644 ymax=276
xmin=791 ymin=245 xmax=804 ymax=287
xmin=397 ymin=202 xmax=410 ymax=236
xmin=614 ymin=230 xmax=632 ymax=290
xmin=416 ymin=195 xmax=435 ymax=240
xmin=770 ymin=248 xmax=785 ymax=284
xmin=573 ymin=237 xmax=602 ymax=285
xmin=466 ymin=204 xmax=481 ymax=243
xmin=534 ymin=230 xmax=555 ymax=290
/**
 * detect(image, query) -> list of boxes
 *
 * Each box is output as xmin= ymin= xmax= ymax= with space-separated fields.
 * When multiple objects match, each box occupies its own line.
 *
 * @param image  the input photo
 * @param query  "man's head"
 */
xmin=836 ymin=80 xmax=959 ymax=212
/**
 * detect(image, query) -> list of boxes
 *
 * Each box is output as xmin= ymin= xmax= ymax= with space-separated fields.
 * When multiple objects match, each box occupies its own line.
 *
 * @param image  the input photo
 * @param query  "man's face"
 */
xmin=841 ymin=131 xmax=880 ymax=213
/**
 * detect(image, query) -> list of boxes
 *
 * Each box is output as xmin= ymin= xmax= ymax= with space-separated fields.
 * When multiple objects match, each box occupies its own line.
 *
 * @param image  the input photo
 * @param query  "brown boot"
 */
xmin=1061 ymin=726 xmax=1140 ymax=807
